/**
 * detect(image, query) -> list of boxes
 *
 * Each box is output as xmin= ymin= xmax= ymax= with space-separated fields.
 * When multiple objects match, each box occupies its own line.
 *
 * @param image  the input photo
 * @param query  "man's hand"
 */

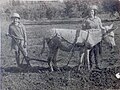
xmin=6 ymin=33 xmax=9 ymax=39
xmin=23 ymin=42 xmax=27 ymax=48
xmin=5 ymin=33 xmax=9 ymax=36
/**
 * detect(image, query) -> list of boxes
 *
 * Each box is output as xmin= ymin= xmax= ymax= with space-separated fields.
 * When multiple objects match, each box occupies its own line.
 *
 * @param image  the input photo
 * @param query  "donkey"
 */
xmin=41 ymin=25 xmax=116 ymax=71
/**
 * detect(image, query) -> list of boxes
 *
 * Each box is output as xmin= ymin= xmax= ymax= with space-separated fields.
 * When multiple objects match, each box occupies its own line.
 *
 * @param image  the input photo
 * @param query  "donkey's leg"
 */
xmin=52 ymin=48 xmax=59 ymax=71
xmin=49 ymin=60 xmax=54 ymax=72
xmin=80 ymin=52 xmax=84 ymax=64
xmin=47 ymin=50 xmax=54 ymax=71
xmin=47 ymin=37 xmax=60 ymax=71
xmin=78 ymin=52 xmax=85 ymax=71
xmin=47 ymin=56 xmax=54 ymax=71
xmin=86 ymin=49 xmax=90 ymax=70
xmin=40 ymin=38 xmax=46 ymax=55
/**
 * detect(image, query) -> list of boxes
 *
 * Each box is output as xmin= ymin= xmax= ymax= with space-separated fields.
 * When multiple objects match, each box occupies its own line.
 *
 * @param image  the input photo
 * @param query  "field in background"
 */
xmin=1 ymin=18 xmax=120 ymax=90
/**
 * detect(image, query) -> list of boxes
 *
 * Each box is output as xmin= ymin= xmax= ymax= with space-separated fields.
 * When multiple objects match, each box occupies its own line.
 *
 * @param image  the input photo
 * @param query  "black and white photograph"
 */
xmin=0 ymin=0 xmax=120 ymax=90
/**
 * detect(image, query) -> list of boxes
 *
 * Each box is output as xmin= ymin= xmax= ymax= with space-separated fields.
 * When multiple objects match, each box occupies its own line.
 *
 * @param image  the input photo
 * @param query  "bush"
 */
xmin=3 ymin=0 xmax=107 ymax=20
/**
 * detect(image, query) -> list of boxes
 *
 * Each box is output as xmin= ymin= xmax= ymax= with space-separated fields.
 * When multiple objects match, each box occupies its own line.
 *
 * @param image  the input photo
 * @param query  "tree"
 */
xmin=46 ymin=8 xmax=53 ymax=20
xmin=102 ymin=0 xmax=120 ymax=15
xmin=64 ymin=1 xmax=73 ymax=18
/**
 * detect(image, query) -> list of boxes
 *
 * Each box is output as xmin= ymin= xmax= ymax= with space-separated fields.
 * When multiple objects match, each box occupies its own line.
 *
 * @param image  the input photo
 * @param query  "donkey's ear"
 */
xmin=109 ymin=23 xmax=113 ymax=29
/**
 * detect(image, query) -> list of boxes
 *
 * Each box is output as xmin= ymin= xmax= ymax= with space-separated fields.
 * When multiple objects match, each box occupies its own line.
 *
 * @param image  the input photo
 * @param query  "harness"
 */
xmin=103 ymin=27 xmax=118 ymax=38
xmin=50 ymin=30 xmax=90 ymax=48
xmin=107 ymin=34 xmax=114 ymax=38
xmin=83 ymin=30 xmax=90 ymax=47
xmin=46 ymin=34 xmax=58 ymax=44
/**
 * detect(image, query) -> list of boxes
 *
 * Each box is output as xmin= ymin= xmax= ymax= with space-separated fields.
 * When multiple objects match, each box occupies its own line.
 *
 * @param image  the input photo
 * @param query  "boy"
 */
xmin=8 ymin=13 xmax=30 ymax=67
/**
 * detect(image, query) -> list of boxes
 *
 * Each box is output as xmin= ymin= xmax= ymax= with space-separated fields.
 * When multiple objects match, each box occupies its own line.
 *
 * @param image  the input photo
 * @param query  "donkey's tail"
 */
xmin=40 ymin=37 xmax=46 ymax=55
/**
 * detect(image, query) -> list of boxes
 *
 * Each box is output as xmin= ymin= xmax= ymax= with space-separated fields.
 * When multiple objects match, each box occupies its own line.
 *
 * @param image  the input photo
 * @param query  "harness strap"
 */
xmin=47 ymin=34 xmax=58 ymax=44
xmin=61 ymin=36 xmax=72 ymax=44
xmin=83 ymin=30 xmax=90 ymax=47
xmin=102 ymin=27 xmax=118 ymax=37
xmin=57 ymin=30 xmax=90 ymax=47
xmin=73 ymin=29 xmax=81 ymax=44
xmin=107 ymin=34 xmax=114 ymax=38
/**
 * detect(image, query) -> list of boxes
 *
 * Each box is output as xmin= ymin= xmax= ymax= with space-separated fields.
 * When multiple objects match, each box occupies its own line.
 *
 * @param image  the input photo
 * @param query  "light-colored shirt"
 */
xmin=82 ymin=16 xmax=103 ymax=30
xmin=8 ymin=22 xmax=27 ymax=49
xmin=82 ymin=16 xmax=104 ymax=45
xmin=9 ymin=22 xmax=27 ymax=41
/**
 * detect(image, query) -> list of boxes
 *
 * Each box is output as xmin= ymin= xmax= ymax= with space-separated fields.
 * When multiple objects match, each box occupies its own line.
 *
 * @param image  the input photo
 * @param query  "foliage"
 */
xmin=3 ymin=0 xmax=118 ymax=20
xmin=102 ymin=0 xmax=120 ymax=13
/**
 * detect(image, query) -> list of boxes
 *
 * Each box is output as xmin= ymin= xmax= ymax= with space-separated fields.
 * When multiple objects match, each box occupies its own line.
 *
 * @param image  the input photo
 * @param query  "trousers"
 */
xmin=89 ymin=42 xmax=102 ymax=68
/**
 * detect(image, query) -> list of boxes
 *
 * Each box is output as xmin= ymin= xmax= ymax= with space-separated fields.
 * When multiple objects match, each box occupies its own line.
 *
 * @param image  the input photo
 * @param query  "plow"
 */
xmin=6 ymin=34 xmax=62 ymax=68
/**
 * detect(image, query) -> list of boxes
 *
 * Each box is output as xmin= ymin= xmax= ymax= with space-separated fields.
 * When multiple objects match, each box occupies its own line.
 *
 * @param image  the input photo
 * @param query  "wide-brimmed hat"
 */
xmin=89 ymin=5 xmax=98 ymax=10
xmin=11 ymin=13 xmax=20 ymax=19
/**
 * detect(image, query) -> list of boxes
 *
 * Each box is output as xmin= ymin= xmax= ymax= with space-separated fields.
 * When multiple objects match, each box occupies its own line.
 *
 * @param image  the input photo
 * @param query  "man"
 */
xmin=8 ymin=13 xmax=30 ymax=67
xmin=82 ymin=5 xmax=107 ymax=69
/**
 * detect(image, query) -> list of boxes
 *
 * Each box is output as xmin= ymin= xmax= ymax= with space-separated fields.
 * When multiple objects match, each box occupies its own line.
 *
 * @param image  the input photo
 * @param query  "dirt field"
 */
xmin=1 ymin=18 xmax=120 ymax=90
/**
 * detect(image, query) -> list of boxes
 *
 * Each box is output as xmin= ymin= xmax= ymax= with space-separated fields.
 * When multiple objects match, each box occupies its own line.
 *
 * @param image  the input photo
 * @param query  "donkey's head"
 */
xmin=103 ymin=24 xmax=116 ymax=49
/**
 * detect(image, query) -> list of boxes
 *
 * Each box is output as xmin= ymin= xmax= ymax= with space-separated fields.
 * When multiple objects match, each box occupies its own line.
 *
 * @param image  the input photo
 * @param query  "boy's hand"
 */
xmin=23 ymin=42 xmax=27 ymax=48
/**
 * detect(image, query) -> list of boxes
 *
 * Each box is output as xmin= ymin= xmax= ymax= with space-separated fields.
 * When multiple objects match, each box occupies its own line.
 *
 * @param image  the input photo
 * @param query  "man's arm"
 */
xmin=98 ymin=17 xmax=106 ymax=30
xmin=22 ymin=24 xmax=27 ymax=47
xmin=98 ymin=17 xmax=107 ymax=36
